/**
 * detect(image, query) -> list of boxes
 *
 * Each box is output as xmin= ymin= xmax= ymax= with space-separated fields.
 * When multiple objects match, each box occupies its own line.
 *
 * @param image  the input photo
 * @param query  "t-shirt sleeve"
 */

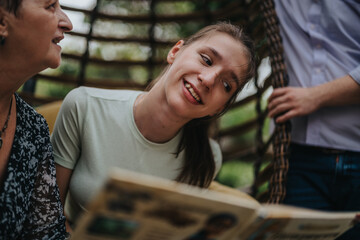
xmin=51 ymin=87 xmax=87 ymax=169
xmin=209 ymin=138 xmax=223 ymax=177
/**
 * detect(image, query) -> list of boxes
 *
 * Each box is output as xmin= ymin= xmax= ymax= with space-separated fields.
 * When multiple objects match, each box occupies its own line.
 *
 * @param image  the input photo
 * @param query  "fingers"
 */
xmin=268 ymin=87 xmax=288 ymax=104
xmin=268 ymin=87 xmax=288 ymax=97
xmin=267 ymin=87 xmax=293 ymax=117
xmin=268 ymin=86 xmax=319 ymax=123
xmin=267 ymin=87 xmax=300 ymax=123
xmin=268 ymin=101 xmax=292 ymax=119
xmin=273 ymin=109 xmax=297 ymax=123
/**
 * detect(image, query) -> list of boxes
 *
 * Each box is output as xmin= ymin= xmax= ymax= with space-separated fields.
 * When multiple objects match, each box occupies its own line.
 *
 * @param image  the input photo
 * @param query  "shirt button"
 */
xmin=315 ymin=68 xmax=321 ymax=73
xmin=316 ymin=44 xmax=321 ymax=49
xmin=310 ymin=24 xmax=315 ymax=30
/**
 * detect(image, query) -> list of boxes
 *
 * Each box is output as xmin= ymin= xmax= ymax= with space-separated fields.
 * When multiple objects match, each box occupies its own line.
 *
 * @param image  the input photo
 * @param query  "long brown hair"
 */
xmin=149 ymin=22 xmax=256 ymax=188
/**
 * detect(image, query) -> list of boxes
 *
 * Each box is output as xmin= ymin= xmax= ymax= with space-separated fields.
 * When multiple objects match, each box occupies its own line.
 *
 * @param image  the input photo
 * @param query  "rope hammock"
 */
xmin=259 ymin=0 xmax=291 ymax=203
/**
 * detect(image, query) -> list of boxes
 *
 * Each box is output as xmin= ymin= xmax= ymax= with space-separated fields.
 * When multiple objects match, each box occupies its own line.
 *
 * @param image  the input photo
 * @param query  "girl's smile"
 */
xmin=161 ymin=32 xmax=248 ymax=121
xmin=183 ymin=80 xmax=202 ymax=104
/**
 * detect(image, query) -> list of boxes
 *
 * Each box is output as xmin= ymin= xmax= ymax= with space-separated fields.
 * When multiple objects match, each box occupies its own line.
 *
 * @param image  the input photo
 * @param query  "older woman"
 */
xmin=0 ymin=0 xmax=72 ymax=239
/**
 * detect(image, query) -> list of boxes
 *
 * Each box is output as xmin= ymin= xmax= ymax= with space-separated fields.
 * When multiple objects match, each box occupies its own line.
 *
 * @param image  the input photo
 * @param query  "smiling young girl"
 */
xmin=52 ymin=22 xmax=255 ymax=229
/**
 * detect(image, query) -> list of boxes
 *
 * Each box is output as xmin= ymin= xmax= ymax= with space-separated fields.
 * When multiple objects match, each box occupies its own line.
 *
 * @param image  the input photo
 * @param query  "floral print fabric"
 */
xmin=0 ymin=94 xmax=66 ymax=239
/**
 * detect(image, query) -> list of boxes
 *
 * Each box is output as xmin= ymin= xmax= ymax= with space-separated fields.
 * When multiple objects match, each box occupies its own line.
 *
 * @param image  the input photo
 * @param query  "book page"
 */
xmin=72 ymin=168 xmax=260 ymax=240
xmin=239 ymin=204 xmax=357 ymax=240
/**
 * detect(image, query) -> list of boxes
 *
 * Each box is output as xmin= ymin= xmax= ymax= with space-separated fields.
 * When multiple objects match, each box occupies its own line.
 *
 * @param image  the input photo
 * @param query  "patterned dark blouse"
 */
xmin=0 ymin=94 xmax=67 ymax=239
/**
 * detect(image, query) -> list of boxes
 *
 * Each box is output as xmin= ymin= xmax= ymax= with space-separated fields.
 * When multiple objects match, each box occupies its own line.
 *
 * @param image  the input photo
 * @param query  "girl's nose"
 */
xmin=198 ymin=70 xmax=218 ymax=90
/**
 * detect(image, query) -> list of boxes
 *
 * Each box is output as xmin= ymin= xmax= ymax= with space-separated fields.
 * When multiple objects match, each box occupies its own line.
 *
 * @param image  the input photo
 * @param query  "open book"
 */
xmin=72 ymin=168 xmax=358 ymax=240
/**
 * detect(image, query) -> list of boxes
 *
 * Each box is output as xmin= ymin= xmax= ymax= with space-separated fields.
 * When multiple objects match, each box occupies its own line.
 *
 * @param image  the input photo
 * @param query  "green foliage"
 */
xmin=217 ymin=158 xmax=271 ymax=198
xmin=219 ymin=101 xmax=257 ymax=146
xmin=177 ymin=22 xmax=207 ymax=40
xmin=99 ymin=0 xmax=150 ymax=15
xmin=216 ymin=161 xmax=254 ymax=189
xmin=155 ymin=2 xmax=196 ymax=14
xmin=217 ymin=94 xmax=272 ymax=189
xmin=59 ymin=59 xmax=80 ymax=76
xmin=220 ymin=102 xmax=256 ymax=128
xmin=36 ymin=79 xmax=73 ymax=99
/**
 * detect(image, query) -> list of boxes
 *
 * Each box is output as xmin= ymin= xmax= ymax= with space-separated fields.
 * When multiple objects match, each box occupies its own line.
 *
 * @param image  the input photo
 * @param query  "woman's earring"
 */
xmin=0 ymin=36 xmax=5 ymax=45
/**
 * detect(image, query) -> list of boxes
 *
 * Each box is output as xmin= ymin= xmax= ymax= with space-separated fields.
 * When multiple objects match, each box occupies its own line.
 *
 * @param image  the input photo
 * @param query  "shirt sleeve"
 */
xmin=51 ymin=87 xmax=86 ymax=169
xmin=22 ymin=123 xmax=67 ymax=240
xmin=349 ymin=65 xmax=360 ymax=85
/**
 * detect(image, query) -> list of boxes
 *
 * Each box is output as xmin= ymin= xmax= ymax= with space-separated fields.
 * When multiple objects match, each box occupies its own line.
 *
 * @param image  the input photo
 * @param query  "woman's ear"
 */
xmin=0 ymin=8 xmax=9 ymax=38
xmin=167 ymin=40 xmax=184 ymax=64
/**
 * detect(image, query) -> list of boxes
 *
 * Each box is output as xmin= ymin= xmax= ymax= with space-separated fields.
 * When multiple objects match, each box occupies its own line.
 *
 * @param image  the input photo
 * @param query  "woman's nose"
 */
xmin=58 ymin=8 xmax=73 ymax=32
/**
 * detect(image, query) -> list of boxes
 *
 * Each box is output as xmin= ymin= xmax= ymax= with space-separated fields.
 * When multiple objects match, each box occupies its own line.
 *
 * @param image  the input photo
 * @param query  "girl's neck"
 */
xmin=133 ymin=91 xmax=186 ymax=143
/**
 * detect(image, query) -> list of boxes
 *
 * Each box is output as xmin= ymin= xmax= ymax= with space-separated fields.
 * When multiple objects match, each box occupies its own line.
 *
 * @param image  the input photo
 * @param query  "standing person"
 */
xmin=268 ymin=0 xmax=360 ymax=239
xmin=0 ymin=0 xmax=73 ymax=239
xmin=51 ymin=22 xmax=256 ymax=230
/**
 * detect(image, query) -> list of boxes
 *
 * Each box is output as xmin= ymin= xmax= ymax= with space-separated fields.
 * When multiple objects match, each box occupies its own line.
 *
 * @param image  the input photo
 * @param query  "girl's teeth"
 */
xmin=185 ymin=83 xmax=201 ymax=102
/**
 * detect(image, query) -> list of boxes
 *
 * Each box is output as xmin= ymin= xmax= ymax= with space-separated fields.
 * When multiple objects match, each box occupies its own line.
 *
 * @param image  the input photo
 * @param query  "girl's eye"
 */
xmin=223 ymin=81 xmax=232 ymax=92
xmin=201 ymin=54 xmax=212 ymax=66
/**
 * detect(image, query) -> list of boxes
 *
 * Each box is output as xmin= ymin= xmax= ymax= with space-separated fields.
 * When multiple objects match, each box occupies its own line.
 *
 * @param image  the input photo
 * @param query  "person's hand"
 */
xmin=267 ymin=87 xmax=320 ymax=123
